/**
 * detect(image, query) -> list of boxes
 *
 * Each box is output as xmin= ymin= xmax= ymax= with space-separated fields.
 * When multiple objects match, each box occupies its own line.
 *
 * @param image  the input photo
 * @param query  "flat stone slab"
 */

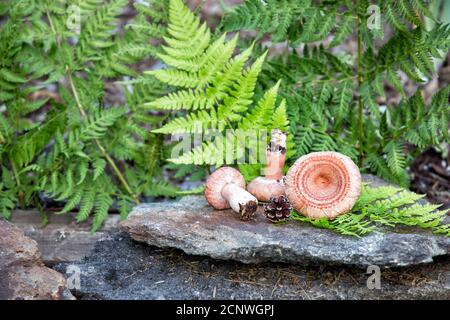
xmin=121 ymin=175 xmax=450 ymax=268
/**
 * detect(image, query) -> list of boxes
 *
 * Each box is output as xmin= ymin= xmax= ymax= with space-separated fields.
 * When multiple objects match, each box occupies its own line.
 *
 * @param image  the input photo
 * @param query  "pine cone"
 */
xmin=263 ymin=195 xmax=292 ymax=223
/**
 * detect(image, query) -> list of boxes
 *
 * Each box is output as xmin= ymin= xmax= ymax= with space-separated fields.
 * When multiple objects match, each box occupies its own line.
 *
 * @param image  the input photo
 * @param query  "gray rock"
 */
xmin=0 ymin=219 xmax=75 ymax=300
xmin=121 ymin=175 xmax=450 ymax=267
xmin=53 ymin=232 xmax=450 ymax=300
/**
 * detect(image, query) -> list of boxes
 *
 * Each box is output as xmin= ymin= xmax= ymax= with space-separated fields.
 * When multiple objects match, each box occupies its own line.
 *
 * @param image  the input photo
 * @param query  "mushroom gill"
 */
xmin=285 ymin=151 xmax=361 ymax=219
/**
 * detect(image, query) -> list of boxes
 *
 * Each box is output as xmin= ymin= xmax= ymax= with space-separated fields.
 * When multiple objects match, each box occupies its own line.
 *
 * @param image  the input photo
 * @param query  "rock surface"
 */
xmin=0 ymin=219 xmax=74 ymax=300
xmin=10 ymin=210 xmax=118 ymax=264
xmin=54 ymin=232 xmax=450 ymax=300
xmin=121 ymin=175 xmax=450 ymax=267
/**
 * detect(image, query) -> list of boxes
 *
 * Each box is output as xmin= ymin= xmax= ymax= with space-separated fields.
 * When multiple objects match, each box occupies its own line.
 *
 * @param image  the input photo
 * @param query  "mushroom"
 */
xmin=247 ymin=129 xmax=287 ymax=202
xmin=205 ymin=167 xmax=258 ymax=220
xmin=285 ymin=151 xmax=361 ymax=219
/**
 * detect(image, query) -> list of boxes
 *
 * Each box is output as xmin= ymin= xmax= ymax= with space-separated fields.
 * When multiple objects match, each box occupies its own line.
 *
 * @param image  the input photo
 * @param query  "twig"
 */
xmin=225 ymin=279 xmax=268 ymax=287
xmin=271 ymin=277 xmax=281 ymax=298
xmin=279 ymin=270 xmax=311 ymax=300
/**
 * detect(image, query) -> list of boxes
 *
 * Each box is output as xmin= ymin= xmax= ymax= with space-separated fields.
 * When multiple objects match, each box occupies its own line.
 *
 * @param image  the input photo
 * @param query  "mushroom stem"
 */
xmin=205 ymin=166 xmax=258 ymax=221
xmin=247 ymin=129 xmax=288 ymax=202
xmin=265 ymin=129 xmax=287 ymax=180
xmin=221 ymin=183 xmax=258 ymax=220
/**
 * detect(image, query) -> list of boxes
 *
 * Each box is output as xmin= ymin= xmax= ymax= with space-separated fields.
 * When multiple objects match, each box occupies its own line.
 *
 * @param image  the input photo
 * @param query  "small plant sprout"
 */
xmin=247 ymin=129 xmax=287 ymax=202
xmin=205 ymin=167 xmax=258 ymax=221
xmin=285 ymin=151 xmax=361 ymax=219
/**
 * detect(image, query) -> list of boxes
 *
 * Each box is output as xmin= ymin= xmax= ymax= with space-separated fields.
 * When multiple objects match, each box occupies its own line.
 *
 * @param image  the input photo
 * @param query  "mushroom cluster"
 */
xmin=204 ymin=132 xmax=362 ymax=223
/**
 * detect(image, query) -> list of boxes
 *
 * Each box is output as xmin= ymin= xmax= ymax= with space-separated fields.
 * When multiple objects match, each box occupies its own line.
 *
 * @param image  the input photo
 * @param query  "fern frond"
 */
xmin=218 ymin=52 xmax=266 ymax=127
xmin=353 ymin=184 xmax=402 ymax=211
xmin=76 ymin=0 xmax=129 ymax=62
xmin=145 ymin=89 xmax=213 ymax=110
xmin=239 ymin=80 xmax=280 ymax=130
xmin=145 ymin=180 xmax=179 ymax=197
xmin=148 ymin=1 xmax=285 ymax=166
xmin=333 ymin=79 xmax=353 ymax=125
xmin=91 ymin=192 xmax=113 ymax=232
xmin=220 ymin=0 xmax=308 ymax=42
xmin=146 ymin=68 xmax=202 ymax=88
xmin=76 ymin=188 xmax=96 ymax=222
xmin=170 ymin=139 xmax=225 ymax=166
xmin=329 ymin=14 xmax=355 ymax=47
xmin=10 ymin=111 xmax=66 ymax=167
xmin=78 ymin=107 xmax=127 ymax=141
xmin=153 ymin=109 xmax=218 ymax=134
xmin=383 ymin=141 xmax=406 ymax=177
xmin=0 ymin=166 xmax=17 ymax=219
xmin=294 ymin=184 xmax=450 ymax=237
xmin=271 ymin=99 xmax=289 ymax=132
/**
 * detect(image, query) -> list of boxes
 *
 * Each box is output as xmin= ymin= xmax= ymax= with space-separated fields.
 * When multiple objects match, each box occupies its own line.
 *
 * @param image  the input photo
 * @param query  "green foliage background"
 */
xmin=0 ymin=0 xmax=177 ymax=230
xmin=0 ymin=0 xmax=449 ymax=233
xmin=220 ymin=0 xmax=450 ymax=187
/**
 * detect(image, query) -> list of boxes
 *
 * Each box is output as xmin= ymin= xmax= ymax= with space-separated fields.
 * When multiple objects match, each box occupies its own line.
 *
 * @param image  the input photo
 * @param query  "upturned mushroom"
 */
xmin=204 ymin=167 xmax=258 ymax=220
xmin=285 ymin=151 xmax=361 ymax=219
xmin=247 ymin=129 xmax=287 ymax=202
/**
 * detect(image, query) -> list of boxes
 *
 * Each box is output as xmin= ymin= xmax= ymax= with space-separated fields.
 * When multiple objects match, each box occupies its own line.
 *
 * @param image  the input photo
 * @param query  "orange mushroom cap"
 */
xmin=204 ymin=167 xmax=245 ymax=210
xmin=285 ymin=151 xmax=361 ymax=219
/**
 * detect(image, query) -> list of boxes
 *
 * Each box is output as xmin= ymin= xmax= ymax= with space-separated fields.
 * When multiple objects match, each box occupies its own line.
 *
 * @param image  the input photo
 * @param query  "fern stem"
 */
xmin=97 ymin=143 xmax=140 ymax=203
xmin=9 ymin=157 xmax=25 ymax=208
xmin=46 ymin=10 xmax=61 ymax=46
xmin=356 ymin=4 xmax=364 ymax=167
xmin=67 ymin=70 xmax=87 ymax=118
xmin=66 ymin=68 xmax=140 ymax=205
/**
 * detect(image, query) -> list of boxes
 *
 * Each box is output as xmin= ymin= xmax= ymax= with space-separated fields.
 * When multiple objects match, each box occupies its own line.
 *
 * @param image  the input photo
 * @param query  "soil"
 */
xmin=411 ymin=147 xmax=450 ymax=210
xmin=54 ymin=232 xmax=450 ymax=300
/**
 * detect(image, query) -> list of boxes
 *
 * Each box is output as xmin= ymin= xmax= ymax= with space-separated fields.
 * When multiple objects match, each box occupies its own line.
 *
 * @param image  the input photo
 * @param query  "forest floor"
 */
xmin=411 ymin=147 xmax=450 ymax=209
xmin=54 ymin=232 xmax=450 ymax=300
